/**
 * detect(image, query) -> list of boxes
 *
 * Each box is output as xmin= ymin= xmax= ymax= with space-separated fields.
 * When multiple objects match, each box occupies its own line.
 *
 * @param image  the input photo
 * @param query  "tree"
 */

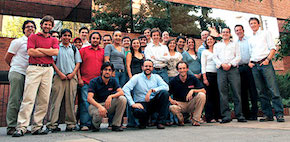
xmin=276 ymin=18 xmax=290 ymax=60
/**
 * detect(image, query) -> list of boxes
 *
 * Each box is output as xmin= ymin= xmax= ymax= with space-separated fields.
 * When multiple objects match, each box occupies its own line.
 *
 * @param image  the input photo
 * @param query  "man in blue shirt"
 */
xmin=123 ymin=59 xmax=170 ymax=129
xmin=87 ymin=62 xmax=127 ymax=132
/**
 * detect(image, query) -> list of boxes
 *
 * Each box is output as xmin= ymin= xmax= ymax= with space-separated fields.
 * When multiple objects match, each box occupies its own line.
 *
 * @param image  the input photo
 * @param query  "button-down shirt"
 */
xmin=201 ymin=49 xmax=217 ymax=74
xmin=53 ymin=43 xmax=82 ymax=75
xmin=213 ymin=40 xmax=241 ymax=68
xmin=248 ymin=28 xmax=276 ymax=62
xmin=237 ymin=36 xmax=251 ymax=65
xmin=123 ymin=72 xmax=169 ymax=106
xmin=144 ymin=42 xmax=169 ymax=68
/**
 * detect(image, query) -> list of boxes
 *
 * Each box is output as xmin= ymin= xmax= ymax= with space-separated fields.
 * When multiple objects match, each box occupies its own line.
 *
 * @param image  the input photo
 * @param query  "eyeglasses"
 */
xmin=25 ymin=26 xmax=35 ymax=29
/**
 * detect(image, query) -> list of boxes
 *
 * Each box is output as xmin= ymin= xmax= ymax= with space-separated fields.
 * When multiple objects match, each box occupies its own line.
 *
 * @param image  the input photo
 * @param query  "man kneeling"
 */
xmin=87 ymin=62 xmax=127 ymax=132
xmin=169 ymin=61 xmax=206 ymax=126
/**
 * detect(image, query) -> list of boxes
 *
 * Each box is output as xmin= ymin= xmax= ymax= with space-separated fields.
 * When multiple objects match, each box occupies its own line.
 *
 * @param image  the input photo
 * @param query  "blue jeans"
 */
xmin=153 ymin=68 xmax=169 ymax=84
xmin=79 ymin=84 xmax=92 ymax=127
xmin=251 ymin=61 xmax=283 ymax=117
xmin=115 ymin=70 xmax=127 ymax=87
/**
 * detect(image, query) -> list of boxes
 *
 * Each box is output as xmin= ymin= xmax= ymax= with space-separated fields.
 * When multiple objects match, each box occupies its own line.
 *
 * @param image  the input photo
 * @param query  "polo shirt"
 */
xmin=27 ymin=32 xmax=59 ymax=64
xmin=169 ymin=74 xmax=204 ymax=102
xmin=79 ymin=45 xmax=104 ymax=84
xmin=88 ymin=77 xmax=120 ymax=103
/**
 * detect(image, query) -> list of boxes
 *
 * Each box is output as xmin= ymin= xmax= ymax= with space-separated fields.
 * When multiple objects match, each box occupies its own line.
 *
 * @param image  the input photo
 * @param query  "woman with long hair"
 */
xmin=126 ymin=39 xmax=144 ymax=79
xmin=167 ymin=39 xmax=183 ymax=80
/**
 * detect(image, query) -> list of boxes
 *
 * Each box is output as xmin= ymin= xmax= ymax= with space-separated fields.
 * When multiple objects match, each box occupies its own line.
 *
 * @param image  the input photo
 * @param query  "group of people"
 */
xmin=4 ymin=15 xmax=285 ymax=137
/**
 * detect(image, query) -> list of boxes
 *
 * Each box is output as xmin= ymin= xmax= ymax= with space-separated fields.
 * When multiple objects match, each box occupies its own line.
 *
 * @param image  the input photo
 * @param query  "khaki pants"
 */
xmin=88 ymin=96 xmax=127 ymax=129
xmin=46 ymin=75 xmax=77 ymax=129
xmin=16 ymin=65 xmax=53 ymax=133
xmin=170 ymin=92 xmax=206 ymax=122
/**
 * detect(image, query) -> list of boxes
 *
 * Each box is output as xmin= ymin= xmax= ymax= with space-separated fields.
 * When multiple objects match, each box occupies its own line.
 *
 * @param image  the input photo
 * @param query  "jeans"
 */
xmin=115 ymin=70 xmax=127 ymax=87
xmin=251 ymin=61 xmax=283 ymax=117
xmin=153 ymin=68 xmax=169 ymax=84
xmin=79 ymin=84 xmax=92 ymax=127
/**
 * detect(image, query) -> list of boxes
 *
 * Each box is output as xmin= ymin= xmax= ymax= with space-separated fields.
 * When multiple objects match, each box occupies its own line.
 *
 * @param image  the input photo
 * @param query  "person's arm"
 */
xmin=52 ymin=62 xmax=67 ymax=80
xmin=104 ymin=44 xmax=111 ymax=62
xmin=37 ymin=48 xmax=59 ymax=56
xmin=186 ymin=88 xmax=206 ymax=101
xmin=212 ymin=44 xmax=222 ymax=69
xmin=27 ymin=48 xmax=47 ymax=57
xmin=4 ymin=52 xmax=15 ymax=66
xmin=87 ymin=92 xmax=107 ymax=117
xmin=122 ymin=76 xmax=138 ymax=106
xmin=105 ymin=87 xmax=125 ymax=109
xmin=155 ymin=46 xmax=170 ymax=62
xmin=153 ymin=75 xmax=169 ymax=92
xmin=230 ymin=42 xmax=241 ymax=67
xmin=126 ymin=52 xmax=133 ymax=78
xmin=67 ymin=63 xmax=80 ymax=80
xmin=261 ymin=49 xmax=276 ymax=66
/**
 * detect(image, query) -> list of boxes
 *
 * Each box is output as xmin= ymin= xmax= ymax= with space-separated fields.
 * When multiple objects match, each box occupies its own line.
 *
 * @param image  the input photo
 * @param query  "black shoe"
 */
xmin=237 ymin=118 xmax=247 ymax=122
xmin=138 ymin=125 xmax=146 ymax=129
xmin=32 ymin=129 xmax=49 ymax=135
xmin=157 ymin=124 xmax=165 ymax=129
xmin=91 ymin=125 xmax=100 ymax=132
xmin=220 ymin=119 xmax=232 ymax=124
xmin=247 ymin=116 xmax=258 ymax=121
xmin=66 ymin=127 xmax=79 ymax=132
xmin=276 ymin=116 xmax=285 ymax=122
xmin=259 ymin=116 xmax=274 ymax=122
xmin=48 ymin=127 xmax=61 ymax=133
xmin=12 ymin=130 xmax=24 ymax=137
xmin=112 ymin=125 xmax=123 ymax=132
xmin=7 ymin=127 xmax=16 ymax=135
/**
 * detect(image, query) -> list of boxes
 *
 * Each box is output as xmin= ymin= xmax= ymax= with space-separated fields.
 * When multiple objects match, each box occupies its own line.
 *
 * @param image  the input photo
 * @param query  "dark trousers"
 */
xmin=239 ymin=65 xmax=258 ymax=119
xmin=205 ymin=72 xmax=221 ymax=122
xmin=132 ymin=90 xmax=169 ymax=125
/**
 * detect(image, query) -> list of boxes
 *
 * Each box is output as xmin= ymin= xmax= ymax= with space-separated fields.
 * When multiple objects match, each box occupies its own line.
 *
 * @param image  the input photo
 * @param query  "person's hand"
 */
xmin=170 ymin=99 xmax=179 ymax=105
xmin=105 ymin=95 xmax=112 ymax=109
xmin=248 ymin=62 xmax=255 ymax=68
xmin=78 ymin=78 xmax=84 ymax=87
xmin=98 ymin=106 xmax=107 ymax=117
xmin=260 ymin=59 xmax=269 ymax=66
xmin=66 ymin=73 xmax=74 ymax=80
xmin=145 ymin=89 xmax=152 ymax=102
xmin=203 ymin=79 xmax=209 ymax=86
xmin=59 ymin=73 xmax=67 ymax=80
xmin=186 ymin=90 xmax=194 ymax=101
xmin=132 ymin=103 xmax=144 ymax=109
xmin=163 ymin=53 xmax=168 ymax=56
xmin=221 ymin=64 xmax=231 ymax=71
xmin=194 ymin=74 xmax=201 ymax=79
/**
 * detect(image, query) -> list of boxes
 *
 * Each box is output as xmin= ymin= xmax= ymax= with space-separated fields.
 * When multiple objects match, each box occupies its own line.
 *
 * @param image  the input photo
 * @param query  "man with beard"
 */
xmin=12 ymin=15 xmax=59 ymax=137
xmin=78 ymin=32 xmax=104 ymax=131
xmin=123 ymin=59 xmax=170 ymax=129
xmin=87 ymin=62 xmax=127 ymax=132
xmin=138 ymin=35 xmax=147 ymax=54
xmin=176 ymin=36 xmax=186 ymax=54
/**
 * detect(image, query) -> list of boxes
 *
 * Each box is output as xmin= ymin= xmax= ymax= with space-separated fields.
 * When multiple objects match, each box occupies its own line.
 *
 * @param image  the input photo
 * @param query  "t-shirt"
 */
xmin=104 ymin=44 xmax=125 ymax=70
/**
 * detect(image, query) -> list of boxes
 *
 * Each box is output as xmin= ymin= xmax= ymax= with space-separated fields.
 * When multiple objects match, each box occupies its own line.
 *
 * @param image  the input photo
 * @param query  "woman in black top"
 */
xmin=126 ymin=38 xmax=144 ymax=79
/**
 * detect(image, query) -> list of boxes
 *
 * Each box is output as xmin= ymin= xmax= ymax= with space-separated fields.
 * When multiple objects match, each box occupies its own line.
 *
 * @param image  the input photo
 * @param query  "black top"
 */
xmin=169 ymin=74 xmax=204 ymax=102
xmin=88 ymin=76 xmax=120 ymax=103
xmin=131 ymin=56 xmax=144 ymax=75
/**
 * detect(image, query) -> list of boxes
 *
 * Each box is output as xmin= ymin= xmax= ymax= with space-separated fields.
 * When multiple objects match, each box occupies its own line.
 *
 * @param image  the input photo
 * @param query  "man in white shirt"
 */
xmin=79 ymin=26 xmax=91 ymax=48
xmin=248 ymin=17 xmax=284 ymax=122
xmin=213 ymin=27 xmax=246 ymax=123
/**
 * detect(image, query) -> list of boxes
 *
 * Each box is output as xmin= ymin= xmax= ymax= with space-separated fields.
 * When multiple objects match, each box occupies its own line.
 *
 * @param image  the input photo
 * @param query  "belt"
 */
xmin=29 ymin=64 xmax=52 ymax=67
xmin=251 ymin=57 xmax=267 ymax=64
xmin=115 ymin=69 xmax=124 ymax=72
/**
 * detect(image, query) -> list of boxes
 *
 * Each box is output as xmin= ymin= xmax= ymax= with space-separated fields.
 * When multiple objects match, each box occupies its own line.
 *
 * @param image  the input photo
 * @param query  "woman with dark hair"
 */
xmin=104 ymin=31 xmax=126 ymax=87
xmin=126 ymin=39 xmax=144 ymax=79
xmin=182 ymin=37 xmax=201 ymax=79
xmin=201 ymin=35 xmax=221 ymax=123
xmin=167 ymin=39 xmax=182 ymax=81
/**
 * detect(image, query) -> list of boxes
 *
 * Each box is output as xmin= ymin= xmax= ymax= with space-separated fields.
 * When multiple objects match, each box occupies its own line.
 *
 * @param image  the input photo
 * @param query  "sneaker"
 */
xmin=12 ymin=130 xmax=24 ymax=137
xmin=220 ymin=119 xmax=232 ymax=124
xmin=276 ymin=116 xmax=285 ymax=122
xmin=80 ymin=126 xmax=89 ymax=131
xmin=7 ymin=127 xmax=16 ymax=135
xmin=32 ymin=128 xmax=49 ymax=135
xmin=259 ymin=116 xmax=274 ymax=122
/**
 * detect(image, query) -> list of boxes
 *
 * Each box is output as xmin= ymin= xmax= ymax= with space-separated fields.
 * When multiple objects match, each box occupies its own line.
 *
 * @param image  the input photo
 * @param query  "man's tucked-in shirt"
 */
xmin=144 ymin=43 xmax=169 ymax=68
xmin=237 ymin=36 xmax=251 ymax=65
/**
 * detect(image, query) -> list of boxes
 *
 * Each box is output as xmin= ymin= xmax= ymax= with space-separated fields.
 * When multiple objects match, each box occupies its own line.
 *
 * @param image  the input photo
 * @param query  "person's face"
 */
xmin=61 ymin=32 xmax=71 ymax=45
xmin=162 ymin=32 xmax=169 ymax=42
xmin=168 ymin=40 xmax=176 ymax=51
xmin=80 ymin=29 xmax=89 ymax=41
xmin=221 ymin=28 xmax=231 ymax=40
xmin=177 ymin=38 xmax=185 ymax=49
xmin=73 ymin=39 xmax=83 ymax=50
xmin=90 ymin=33 xmax=101 ymax=47
xmin=249 ymin=20 xmax=260 ymax=32
xmin=113 ymin=32 xmax=122 ymax=44
xmin=201 ymin=31 xmax=209 ymax=41
xmin=139 ymin=38 xmax=147 ymax=47
xmin=132 ymin=40 xmax=140 ymax=51
xmin=24 ymin=22 xmax=35 ymax=37
xmin=41 ymin=21 xmax=53 ymax=34
xmin=52 ymin=33 xmax=59 ymax=40
xmin=187 ymin=39 xmax=195 ymax=49
xmin=235 ymin=26 xmax=244 ymax=39
xmin=177 ymin=63 xmax=189 ymax=77
xmin=206 ymin=36 xmax=215 ymax=47
xmin=102 ymin=66 xmax=113 ymax=79
xmin=152 ymin=32 xmax=160 ymax=42
xmin=103 ymin=36 xmax=112 ymax=47
xmin=142 ymin=61 xmax=153 ymax=76
xmin=144 ymin=29 xmax=151 ymax=39
xmin=122 ymin=38 xmax=131 ymax=47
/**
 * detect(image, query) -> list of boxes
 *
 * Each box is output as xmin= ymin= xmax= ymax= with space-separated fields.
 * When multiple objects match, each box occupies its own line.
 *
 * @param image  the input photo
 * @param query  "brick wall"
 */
xmin=167 ymin=0 xmax=290 ymax=19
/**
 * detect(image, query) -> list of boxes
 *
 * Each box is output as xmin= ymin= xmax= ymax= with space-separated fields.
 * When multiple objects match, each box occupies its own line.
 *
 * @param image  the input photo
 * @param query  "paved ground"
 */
xmin=1 ymin=116 xmax=290 ymax=142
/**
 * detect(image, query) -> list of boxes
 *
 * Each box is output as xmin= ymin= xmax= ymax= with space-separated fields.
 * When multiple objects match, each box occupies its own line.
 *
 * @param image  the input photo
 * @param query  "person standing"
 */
xmin=12 ymin=15 xmax=59 ymax=137
xmin=126 ymin=39 xmax=144 ymax=79
xmin=197 ymin=30 xmax=210 ymax=59
xmin=138 ymin=35 xmax=148 ymax=54
xmin=102 ymin=34 xmax=112 ymax=49
xmin=4 ymin=20 xmax=36 ymax=135
xmin=167 ymin=39 xmax=183 ymax=81
xmin=79 ymin=26 xmax=90 ymax=48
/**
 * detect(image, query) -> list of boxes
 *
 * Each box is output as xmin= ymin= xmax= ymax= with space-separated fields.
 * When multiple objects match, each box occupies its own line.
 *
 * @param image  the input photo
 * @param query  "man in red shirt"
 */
xmin=12 ymin=15 xmax=59 ymax=137
xmin=78 ymin=32 xmax=104 ymax=131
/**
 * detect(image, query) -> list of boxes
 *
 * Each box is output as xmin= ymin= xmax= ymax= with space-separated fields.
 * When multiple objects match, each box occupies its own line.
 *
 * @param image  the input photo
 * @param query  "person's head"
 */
xmin=122 ymin=36 xmax=131 ymax=48
xmin=130 ymin=38 xmax=141 ymax=56
xmin=176 ymin=61 xmax=189 ymax=77
xmin=162 ymin=31 xmax=169 ymax=44
xmin=142 ymin=59 xmax=154 ymax=76
xmin=79 ymin=27 xmax=89 ymax=41
xmin=101 ymin=62 xmax=115 ymax=79
xmin=176 ymin=36 xmax=186 ymax=50
xmin=201 ymin=30 xmax=210 ymax=41
xmin=167 ymin=39 xmax=176 ymax=52
xmin=143 ymin=28 xmax=151 ymax=41
xmin=221 ymin=27 xmax=231 ymax=40
xmin=50 ymin=30 xmax=60 ymax=40
xmin=187 ymin=37 xmax=196 ymax=54
xmin=22 ymin=20 xmax=36 ymax=37
xmin=89 ymin=32 xmax=102 ymax=47
xmin=234 ymin=25 xmax=245 ymax=39
xmin=73 ymin=37 xmax=83 ymax=50
xmin=60 ymin=29 xmax=72 ymax=45
xmin=40 ymin=15 xmax=54 ymax=34
xmin=112 ymin=31 xmax=122 ymax=44
xmin=249 ymin=17 xmax=260 ymax=32
xmin=205 ymin=35 xmax=216 ymax=49
xmin=151 ymin=28 xmax=161 ymax=43
xmin=138 ymin=35 xmax=147 ymax=47
xmin=103 ymin=34 xmax=112 ymax=48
